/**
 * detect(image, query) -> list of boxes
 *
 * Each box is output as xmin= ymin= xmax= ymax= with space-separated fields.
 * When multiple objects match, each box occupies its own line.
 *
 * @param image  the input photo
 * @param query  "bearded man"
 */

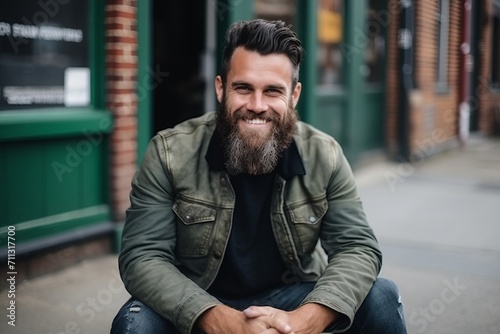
xmin=111 ymin=19 xmax=408 ymax=334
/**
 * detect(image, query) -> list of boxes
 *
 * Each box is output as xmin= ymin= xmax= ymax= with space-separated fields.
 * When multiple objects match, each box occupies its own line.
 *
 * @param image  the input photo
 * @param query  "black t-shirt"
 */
xmin=207 ymin=171 xmax=288 ymax=298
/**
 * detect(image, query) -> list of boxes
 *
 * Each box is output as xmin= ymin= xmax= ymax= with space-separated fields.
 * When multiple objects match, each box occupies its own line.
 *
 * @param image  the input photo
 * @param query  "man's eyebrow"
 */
xmin=230 ymin=81 xmax=287 ymax=93
xmin=265 ymin=84 xmax=287 ymax=91
xmin=231 ymin=80 xmax=251 ymax=87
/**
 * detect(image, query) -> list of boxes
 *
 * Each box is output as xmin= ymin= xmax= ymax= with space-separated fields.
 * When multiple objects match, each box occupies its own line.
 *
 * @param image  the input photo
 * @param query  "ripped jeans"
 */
xmin=110 ymin=278 xmax=407 ymax=334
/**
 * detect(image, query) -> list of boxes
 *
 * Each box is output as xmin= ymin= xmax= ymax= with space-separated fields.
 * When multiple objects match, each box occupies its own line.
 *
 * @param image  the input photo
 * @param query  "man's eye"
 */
xmin=235 ymin=86 xmax=251 ymax=93
xmin=266 ymin=89 xmax=282 ymax=96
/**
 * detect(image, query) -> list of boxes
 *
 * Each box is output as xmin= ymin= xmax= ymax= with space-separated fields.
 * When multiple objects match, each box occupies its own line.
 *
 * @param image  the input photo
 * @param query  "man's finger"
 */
xmin=243 ymin=306 xmax=268 ymax=318
xmin=268 ymin=317 xmax=293 ymax=334
xmin=244 ymin=309 xmax=293 ymax=333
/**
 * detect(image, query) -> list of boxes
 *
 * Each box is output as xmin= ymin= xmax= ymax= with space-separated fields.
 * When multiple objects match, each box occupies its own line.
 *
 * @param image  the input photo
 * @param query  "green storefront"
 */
xmin=0 ymin=0 xmax=113 ymax=255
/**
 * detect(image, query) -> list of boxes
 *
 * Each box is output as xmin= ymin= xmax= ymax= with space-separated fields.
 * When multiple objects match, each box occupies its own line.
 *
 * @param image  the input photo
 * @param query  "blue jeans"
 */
xmin=111 ymin=278 xmax=407 ymax=333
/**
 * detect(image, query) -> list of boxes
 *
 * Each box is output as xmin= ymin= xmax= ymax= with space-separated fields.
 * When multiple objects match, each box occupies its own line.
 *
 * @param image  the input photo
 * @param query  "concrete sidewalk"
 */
xmin=2 ymin=136 xmax=500 ymax=334
xmin=355 ymin=137 xmax=500 ymax=333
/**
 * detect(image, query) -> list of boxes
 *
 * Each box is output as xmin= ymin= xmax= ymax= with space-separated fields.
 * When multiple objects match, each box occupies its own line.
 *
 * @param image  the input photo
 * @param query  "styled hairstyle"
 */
xmin=219 ymin=19 xmax=304 ymax=89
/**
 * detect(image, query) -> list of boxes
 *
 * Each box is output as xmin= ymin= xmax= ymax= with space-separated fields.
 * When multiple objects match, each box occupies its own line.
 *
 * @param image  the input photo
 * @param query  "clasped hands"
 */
xmin=197 ymin=302 xmax=337 ymax=334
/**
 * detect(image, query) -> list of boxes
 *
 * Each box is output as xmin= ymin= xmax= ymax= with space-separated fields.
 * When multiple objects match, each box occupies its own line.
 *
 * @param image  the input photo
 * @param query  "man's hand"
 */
xmin=243 ymin=303 xmax=339 ymax=334
xmin=197 ymin=304 xmax=295 ymax=334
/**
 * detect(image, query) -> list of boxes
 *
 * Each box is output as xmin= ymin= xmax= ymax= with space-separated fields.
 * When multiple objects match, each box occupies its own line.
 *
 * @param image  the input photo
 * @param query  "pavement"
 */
xmin=2 ymin=135 xmax=500 ymax=334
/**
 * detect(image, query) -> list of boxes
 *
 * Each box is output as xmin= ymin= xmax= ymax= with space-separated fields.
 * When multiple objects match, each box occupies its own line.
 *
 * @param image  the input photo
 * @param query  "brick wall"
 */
xmin=105 ymin=0 xmax=138 ymax=221
xmin=385 ymin=0 xmax=489 ymax=160
xmin=385 ymin=0 xmax=401 ymax=156
xmin=410 ymin=0 xmax=461 ymax=151
xmin=387 ymin=0 xmax=500 ymax=159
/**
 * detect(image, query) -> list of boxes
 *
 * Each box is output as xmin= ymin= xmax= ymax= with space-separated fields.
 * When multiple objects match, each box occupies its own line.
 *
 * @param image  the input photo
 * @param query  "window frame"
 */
xmin=0 ymin=0 xmax=112 ymax=142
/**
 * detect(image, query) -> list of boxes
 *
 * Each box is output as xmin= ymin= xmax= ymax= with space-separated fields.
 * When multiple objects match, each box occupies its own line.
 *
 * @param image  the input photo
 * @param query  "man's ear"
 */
xmin=292 ymin=82 xmax=302 ymax=108
xmin=215 ymin=75 xmax=223 ymax=103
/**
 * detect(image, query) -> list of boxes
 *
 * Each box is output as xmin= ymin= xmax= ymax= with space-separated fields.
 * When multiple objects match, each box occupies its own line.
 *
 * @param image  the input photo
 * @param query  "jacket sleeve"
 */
xmin=301 ymin=141 xmax=382 ymax=331
xmin=118 ymin=135 xmax=221 ymax=334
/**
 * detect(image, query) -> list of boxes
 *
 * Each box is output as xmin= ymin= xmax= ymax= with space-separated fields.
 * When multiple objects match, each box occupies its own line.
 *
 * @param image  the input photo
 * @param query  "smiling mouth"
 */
xmin=244 ymin=118 xmax=269 ymax=125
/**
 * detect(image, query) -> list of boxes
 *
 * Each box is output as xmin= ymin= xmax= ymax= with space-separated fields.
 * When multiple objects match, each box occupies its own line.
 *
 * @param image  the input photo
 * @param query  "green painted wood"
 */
xmin=0 ymin=108 xmax=113 ymax=142
xmin=81 ymin=137 xmax=108 ymax=207
xmin=137 ymin=0 xmax=153 ymax=164
xmin=360 ymin=87 xmax=385 ymax=150
xmin=225 ymin=0 xmax=253 ymax=22
xmin=296 ymin=0 xmax=317 ymax=124
xmin=216 ymin=0 xmax=254 ymax=73
xmin=1 ymin=137 xmax=109 ymax=223
xmin=4 ymin=143 xmax=45 ymax=223
xmin=342 ymin=0 xmax=367 ymax=163
xmin=316 ymin=92 xmax=347 ymax=144
xmin=0 ymin=137 xmax=110 ymax=243
xmin=44 ymin=139 xmax=81 ymax=216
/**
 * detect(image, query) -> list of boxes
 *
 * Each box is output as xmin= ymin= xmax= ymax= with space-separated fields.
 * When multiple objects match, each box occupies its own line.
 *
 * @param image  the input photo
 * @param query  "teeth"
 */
xmin=245 ymin=119 xmax=267 ymax=124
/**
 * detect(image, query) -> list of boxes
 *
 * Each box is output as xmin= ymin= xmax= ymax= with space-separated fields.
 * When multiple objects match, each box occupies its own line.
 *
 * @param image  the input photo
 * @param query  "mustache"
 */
xmin=232 ymin=109 xmax=280 ymax=123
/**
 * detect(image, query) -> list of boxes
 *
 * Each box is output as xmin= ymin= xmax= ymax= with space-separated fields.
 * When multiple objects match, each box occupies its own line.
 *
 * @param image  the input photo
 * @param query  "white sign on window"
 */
xmin=64 ymin=67 xmax=90 ymax=107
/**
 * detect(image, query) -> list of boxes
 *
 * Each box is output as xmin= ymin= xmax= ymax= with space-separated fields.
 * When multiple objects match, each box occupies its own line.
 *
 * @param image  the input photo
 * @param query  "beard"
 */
xmin=216 ymin=96 xmax=298 ymax=175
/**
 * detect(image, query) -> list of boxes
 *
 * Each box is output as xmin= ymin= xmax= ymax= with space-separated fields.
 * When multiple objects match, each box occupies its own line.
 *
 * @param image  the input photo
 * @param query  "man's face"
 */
xmin=215 ymin=47 xmax=302 ymax=175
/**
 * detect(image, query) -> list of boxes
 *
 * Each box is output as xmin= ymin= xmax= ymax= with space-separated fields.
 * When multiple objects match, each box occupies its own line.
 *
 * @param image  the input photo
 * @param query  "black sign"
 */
xmin=0 ymin=0 xmax=89 ymax=110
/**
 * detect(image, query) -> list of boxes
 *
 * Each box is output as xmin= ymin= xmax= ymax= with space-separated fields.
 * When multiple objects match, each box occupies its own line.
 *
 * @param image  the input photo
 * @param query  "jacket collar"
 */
xmin=205 ymin=129 xmax=306 ymax=180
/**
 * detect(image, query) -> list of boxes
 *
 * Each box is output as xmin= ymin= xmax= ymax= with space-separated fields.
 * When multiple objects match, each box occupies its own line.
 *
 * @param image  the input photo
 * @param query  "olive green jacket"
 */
xmin=119 ymin=111 xmax=382 ymax=334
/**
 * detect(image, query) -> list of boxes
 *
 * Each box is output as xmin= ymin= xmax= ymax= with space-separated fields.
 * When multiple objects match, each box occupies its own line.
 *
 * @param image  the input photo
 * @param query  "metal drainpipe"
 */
xmin=459 ymin=0 xmax=472 ymax=143
xmin=398 ymin=0 xmax=415 ymax=162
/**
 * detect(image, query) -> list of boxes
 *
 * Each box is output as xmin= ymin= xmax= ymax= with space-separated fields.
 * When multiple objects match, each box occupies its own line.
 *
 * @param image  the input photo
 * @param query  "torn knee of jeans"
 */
xmin=129 ymin=306 xmax=141 ymax=313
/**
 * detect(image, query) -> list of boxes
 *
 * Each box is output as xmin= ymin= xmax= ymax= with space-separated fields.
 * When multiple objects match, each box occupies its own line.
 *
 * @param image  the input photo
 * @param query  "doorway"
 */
xmin=152 ymin=1 xmax=215 ymax=133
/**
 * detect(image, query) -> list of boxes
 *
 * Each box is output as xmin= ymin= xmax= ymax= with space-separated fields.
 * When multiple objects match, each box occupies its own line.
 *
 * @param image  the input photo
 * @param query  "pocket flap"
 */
xmin=173 ymin=199 xmax=216 ymax=225
xmin=288 ymin=198 xmax=327 ymax=225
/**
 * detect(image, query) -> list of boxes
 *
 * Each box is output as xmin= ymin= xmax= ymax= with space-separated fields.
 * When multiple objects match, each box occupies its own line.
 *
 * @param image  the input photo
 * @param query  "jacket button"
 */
xmin=309 ymin=216 xmax=317 ymax=223
xmin=288 ymin=254 xmax=295 ymax=261
xmin=220 ymin=176 xmax=226 ymax=185
xmin=213 ymin=250 xmax=222 ymax=259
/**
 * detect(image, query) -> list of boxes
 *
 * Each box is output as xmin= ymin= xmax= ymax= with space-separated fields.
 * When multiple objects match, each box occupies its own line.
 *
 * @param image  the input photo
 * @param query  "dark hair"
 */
xmin=219 ymin=19 xmax=304 ymax=89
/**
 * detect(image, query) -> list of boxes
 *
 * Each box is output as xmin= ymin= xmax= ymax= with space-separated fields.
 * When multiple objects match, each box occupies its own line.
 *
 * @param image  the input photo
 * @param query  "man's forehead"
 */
xmin=227 ymin=48 xmax=294 ymax=83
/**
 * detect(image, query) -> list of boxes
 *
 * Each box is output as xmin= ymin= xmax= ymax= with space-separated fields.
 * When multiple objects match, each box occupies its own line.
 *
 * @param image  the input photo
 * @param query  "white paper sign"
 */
xmin=64 ymin=67 xmax=90 ymax=106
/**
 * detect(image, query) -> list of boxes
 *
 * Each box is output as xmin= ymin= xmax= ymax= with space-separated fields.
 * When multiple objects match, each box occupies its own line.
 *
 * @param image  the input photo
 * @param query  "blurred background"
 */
xmin=1 ymin=0 xmax=499 ymax=333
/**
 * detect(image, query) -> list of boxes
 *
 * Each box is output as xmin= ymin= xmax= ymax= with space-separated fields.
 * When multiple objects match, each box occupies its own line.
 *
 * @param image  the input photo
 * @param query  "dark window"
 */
xmin=363 ymin=0 xmax=386 ymax=83
xmin=0 ymin=1 xmax=90 ymax=110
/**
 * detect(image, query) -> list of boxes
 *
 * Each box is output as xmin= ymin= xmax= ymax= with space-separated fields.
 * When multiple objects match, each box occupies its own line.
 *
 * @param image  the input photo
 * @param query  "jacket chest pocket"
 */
xmin=172 ymin=199 xmax=217 ymax=257
xmin=286 ymin=197 xmax=328 ymax=254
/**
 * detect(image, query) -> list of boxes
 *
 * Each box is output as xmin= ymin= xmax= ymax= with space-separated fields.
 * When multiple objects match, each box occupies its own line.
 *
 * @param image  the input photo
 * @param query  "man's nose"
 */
xmin=247 ymin=92 xmax=267 ymax=113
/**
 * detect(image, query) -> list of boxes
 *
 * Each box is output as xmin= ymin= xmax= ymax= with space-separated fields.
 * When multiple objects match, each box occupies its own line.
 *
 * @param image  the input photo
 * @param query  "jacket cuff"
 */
xmin=174 ymin=290 xmax=221 ymax=334
xmin=301 ymin=287 xmax=355 ymax=332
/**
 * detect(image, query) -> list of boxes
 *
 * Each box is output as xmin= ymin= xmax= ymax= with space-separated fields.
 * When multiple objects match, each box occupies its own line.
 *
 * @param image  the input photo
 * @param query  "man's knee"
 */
xmin=369 ymin=278 xmax=402 ymax=305
xmin=111 ymin=298 xmax=176 ymax=334
xmin=352 ymin=278 xmax=407 ymax=333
